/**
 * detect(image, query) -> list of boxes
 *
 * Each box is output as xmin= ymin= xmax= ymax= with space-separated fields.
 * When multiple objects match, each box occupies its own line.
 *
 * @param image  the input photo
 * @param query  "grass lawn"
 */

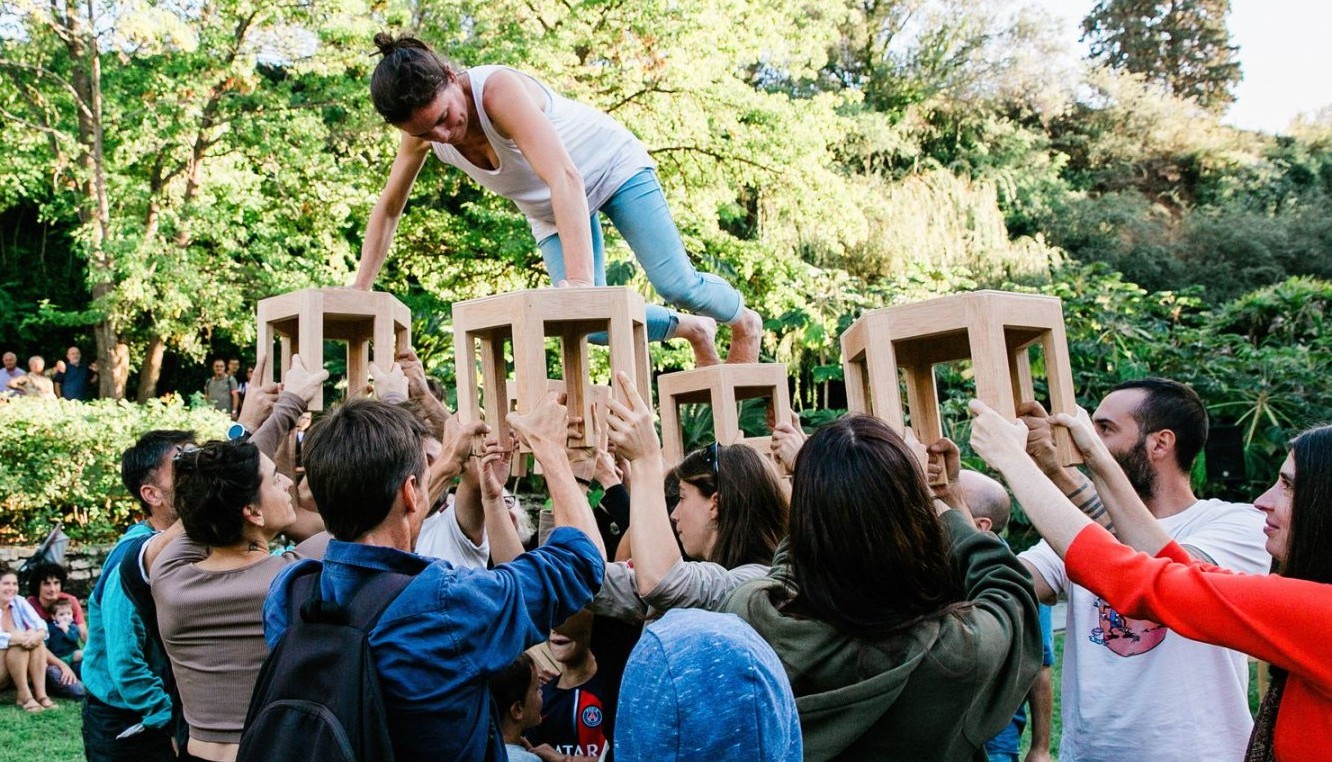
xmin=0 ymin=690 xmax=84 ymax=762
xmin=0 ymin=633 xmax=1264 ymax=761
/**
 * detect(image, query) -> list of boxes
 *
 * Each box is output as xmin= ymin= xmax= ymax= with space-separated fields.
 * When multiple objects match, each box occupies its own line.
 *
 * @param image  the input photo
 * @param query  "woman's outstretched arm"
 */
xmin=353 ymin=134 xmax=432 ymax=289
xmin=484 ymin=69 xmax=595 ymax=286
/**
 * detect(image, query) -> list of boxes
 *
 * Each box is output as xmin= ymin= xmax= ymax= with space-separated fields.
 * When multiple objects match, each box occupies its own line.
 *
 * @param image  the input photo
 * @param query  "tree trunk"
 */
xmin=136 ymin=334 xmax=166 ymax=402
xmin=66 ymin=0 xmax=125 ymax=399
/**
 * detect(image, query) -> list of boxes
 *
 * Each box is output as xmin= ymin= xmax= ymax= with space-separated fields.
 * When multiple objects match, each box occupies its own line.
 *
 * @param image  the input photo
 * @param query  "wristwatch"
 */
xmin=227 ymin=422 xmax=250 ymax=441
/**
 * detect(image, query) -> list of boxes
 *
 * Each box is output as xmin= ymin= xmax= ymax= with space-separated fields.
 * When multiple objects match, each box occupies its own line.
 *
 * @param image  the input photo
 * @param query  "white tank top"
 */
xmin=432 ymin=66 xmax=655 ymax=242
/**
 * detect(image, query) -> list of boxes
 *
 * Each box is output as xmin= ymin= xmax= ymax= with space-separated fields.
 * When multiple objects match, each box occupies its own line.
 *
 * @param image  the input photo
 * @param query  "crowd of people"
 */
xmin=5 ymin=347 xmax=1322 ymax=762
xmin=2 ymin=347 xmax=98 ymax=400
xmin=4 ymin=31 xmax=1328 ymax=762
xmin=1 ymin=348 xmax=255 ymax=417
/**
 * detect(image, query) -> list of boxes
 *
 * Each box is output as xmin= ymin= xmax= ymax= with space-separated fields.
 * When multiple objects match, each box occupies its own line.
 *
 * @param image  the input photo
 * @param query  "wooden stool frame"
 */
xmin=841 ymin=290 xmax=1081 ymax=465
xmin=256 ymin=288 xmax=411 ymax=411
xmin=452 ymin=288 xmax=651 ymax=450
xmin=657 ymin=363 xmax=792 ymax=467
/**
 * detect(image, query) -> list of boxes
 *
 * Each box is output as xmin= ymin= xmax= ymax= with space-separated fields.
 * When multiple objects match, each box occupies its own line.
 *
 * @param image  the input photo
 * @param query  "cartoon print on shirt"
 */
xmin=1088 ymin=597 xmax=1168 ymax=656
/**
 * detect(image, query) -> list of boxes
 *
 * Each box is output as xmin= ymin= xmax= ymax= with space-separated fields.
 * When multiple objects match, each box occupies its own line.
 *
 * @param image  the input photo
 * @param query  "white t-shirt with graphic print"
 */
xmin=1021 ymin=498 xmax=1270 ymax=762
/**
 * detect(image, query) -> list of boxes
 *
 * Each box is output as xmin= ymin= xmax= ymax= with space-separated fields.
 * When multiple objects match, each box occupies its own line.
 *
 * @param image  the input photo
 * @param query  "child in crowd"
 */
xmin=490 ymin=654 xmax=545 ymax=762
xmin=46 ymin=598 xmax=83 ymax=673
xmin=526 ymin=610 xmax=612 ymax=761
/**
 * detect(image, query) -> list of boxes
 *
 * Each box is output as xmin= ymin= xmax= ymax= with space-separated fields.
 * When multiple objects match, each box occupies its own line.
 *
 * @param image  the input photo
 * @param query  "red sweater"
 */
xmin=1066 ymin=524 xmax=1332 ymax=762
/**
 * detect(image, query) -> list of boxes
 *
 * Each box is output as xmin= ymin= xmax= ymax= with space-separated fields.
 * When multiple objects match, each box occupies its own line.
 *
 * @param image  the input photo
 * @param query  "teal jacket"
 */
xmin=82 ymin=523 xmax=174 ymax=729
xmin=721 ymin=510 xmax=1042 ymax=762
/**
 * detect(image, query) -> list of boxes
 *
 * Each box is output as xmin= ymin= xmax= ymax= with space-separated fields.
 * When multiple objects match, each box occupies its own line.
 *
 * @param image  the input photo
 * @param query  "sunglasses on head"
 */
xmin=171 ymin=443 xmax=201 ymax=462
xmin=700 ymin=441 xmax=720 ymax=475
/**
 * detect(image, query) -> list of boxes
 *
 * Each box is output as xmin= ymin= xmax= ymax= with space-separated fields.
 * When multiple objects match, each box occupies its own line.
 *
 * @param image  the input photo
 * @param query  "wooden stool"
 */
xmin=504 ymin=379 xmax=613 ymax=478
xmin=657 ymin=363 xmax=792 ymax=466
xmin=840 ymin=290 xmax=1080 ymax=465
xmin=453 ymin=287 xmax=651 ymax=450
xmin=257 ymin=288 xmax=411 ymax=410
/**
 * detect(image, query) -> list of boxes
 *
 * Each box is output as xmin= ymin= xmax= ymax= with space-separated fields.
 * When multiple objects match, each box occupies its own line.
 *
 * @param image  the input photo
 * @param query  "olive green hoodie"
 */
xmin=721 ymin=510 xmax=1041 ymax=762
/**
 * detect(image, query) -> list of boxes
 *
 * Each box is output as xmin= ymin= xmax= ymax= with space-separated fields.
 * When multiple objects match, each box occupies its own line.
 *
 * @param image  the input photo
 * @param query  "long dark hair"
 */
xmin=1282 ymin=425 xmax=1332 ymax=584
xmin=370 ymin=33 xmax=459 ymax=124
xmin=671 ymin=443 xmax=787 ymax=569
xmin=173 ymin=440 xmax=262 ymax=547
xmin=788 ymin=414 xmax=962 ymax=639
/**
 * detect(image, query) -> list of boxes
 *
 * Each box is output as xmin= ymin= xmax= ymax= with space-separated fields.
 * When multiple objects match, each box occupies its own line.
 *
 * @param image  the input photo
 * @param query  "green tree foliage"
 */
xmin=1082 ymin=0 xmax=1242 ymax=113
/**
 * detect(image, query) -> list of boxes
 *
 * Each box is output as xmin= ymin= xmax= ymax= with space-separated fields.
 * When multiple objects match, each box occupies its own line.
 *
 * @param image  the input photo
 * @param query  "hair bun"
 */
xmin=373 ymin=32 xmax=430 ymax=57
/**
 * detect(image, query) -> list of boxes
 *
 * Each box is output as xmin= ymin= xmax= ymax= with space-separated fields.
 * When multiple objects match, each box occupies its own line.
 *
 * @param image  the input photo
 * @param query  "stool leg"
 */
xmin=347 ymin=333 xmax=370 ymax=400
xmin=298 ymin=295 xmax=324 ymax=411
xmin=454 ymin=329 xmax=483 ymax=430
xmin=560 ymin=330 xmax=593 ymax=447
xmin=479 ymin=332 xmax=510 ymax=443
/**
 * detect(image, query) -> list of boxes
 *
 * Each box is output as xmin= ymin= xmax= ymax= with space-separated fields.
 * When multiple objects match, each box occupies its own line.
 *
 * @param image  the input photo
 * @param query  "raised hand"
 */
xmin=770 ymin=410 xmax=806 ymax=475
xmin=369 ymin=361 xmax=409 ymax=403
xmin=507 ymin=391 xmax=571 ymax=453
xmin=926 ymin=437 xmax=963 ymax=497
xmin=591 ymin=403 xmax=623 ymax=487
xmin=283 ymin=354 xmax=329 ymax=406
xmin=967 ymin=399 xmax=1031 ymax=470
xmin=237 ymin=353 xmax=281 ymax=432
xmin=1018 ymin=400 xmax=1062 ymax=475
xmin=395 ymin=349 xmax=433 ymax=402
xmin=1051 ymin=406 xmax=1112 ymax=469
xmin=605 ymin=371 xmax=661 ymax=463
xmin=478 ymin=435 xmax=515 ymax=499
xmin=902 ymin=427 xmax=931 ymax=476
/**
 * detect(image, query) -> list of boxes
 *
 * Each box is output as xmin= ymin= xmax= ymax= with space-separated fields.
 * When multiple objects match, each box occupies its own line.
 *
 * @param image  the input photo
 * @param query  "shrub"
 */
xmin=0 ymin=396 xmax=229 ymax=542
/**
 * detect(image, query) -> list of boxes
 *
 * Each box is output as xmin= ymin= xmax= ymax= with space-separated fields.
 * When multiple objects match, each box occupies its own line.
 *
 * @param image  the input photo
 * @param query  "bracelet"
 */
xmin=574 ymin=476 xmax=592 ymax=486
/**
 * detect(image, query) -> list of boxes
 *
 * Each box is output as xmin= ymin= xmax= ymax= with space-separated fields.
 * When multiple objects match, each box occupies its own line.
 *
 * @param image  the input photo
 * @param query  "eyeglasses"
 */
xmin=701 ymin=442 xmax=720 ymax=475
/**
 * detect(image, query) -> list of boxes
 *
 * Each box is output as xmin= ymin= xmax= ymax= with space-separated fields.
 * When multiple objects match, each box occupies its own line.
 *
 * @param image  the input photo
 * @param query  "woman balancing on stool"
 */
xmin=352 ymin=34 xmax=762 ymax=366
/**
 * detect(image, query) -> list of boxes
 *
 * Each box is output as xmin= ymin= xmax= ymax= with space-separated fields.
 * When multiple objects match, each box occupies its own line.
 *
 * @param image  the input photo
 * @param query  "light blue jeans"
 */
xmin=537 ymin=168 xmax=744 ymax=342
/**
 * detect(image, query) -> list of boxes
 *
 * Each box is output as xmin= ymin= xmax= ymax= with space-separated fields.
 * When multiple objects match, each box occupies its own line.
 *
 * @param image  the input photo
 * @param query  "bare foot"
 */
xmin=726 ymin=308 xmax=762 ymax=364
xmin=675 ymin=314 xmax=721 ymax=367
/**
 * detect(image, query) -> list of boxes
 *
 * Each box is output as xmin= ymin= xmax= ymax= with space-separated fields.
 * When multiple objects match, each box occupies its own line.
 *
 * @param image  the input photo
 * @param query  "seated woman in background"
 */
xmin=595 ymin=372 xmax=788 ymax=622
xmin=144 ymin=441 xmax=328 ymax=762
xmin=0 ymin=567 xmax=59 ymax=711
xmin=969 ymin=401 xmax=1332 ymax=762
xmin=22 ymin=561 xmax=85 ymax=697
xmin=718 ymin=411 xmax=1042 ymax=762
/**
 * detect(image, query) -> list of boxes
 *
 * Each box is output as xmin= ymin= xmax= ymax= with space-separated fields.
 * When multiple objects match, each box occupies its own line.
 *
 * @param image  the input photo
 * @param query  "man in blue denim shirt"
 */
xmin=265 ymin=396 xmax=606 ymax=762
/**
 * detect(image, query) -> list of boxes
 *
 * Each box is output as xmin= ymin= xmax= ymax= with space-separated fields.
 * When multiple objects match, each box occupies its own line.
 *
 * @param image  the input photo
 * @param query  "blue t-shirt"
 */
xmin=53 ymin=361 xmax=92 ymax=400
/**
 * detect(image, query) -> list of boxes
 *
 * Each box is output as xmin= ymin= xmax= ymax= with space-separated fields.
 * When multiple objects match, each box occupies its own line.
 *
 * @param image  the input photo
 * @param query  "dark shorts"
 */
xmin=82 ymin=694 xmax=176 ymax=762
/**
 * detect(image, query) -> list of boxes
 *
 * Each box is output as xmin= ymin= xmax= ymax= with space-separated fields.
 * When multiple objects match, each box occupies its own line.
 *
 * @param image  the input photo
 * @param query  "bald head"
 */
xmin=958 ymin=470 xmax=1012 ymax=534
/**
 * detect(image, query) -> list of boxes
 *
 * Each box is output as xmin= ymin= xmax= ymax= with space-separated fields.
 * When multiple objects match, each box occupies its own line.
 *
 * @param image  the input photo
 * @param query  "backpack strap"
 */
xmin=295 ymin=565 xmax=415 ymax=633
xmin=343 ymin=572 xmax=414 ymax=633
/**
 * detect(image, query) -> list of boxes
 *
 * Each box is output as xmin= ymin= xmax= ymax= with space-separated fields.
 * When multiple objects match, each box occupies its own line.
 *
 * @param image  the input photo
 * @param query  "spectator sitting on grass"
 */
xmin=47 ymin=598 xmax=83 ymax=672
xmin=1 ymin=566 xmax=59 ymax=712
xmin=26 ymin=561 xmax=88 ymax=641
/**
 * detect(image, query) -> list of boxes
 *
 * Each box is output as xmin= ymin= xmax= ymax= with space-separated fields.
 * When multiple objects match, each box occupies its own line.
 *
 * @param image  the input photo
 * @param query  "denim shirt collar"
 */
xmin=323 ymin=538 xmax=434 ymax=577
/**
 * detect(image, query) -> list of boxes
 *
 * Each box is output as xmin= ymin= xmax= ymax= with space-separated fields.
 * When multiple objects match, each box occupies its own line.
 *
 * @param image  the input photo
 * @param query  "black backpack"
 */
xmin=237 ymin=565 xmax=413 ymax=762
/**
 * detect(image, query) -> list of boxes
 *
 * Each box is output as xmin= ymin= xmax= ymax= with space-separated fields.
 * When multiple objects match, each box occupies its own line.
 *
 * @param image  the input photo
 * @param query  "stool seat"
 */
xmin=841 ymin=290 xmax=1080 ymax=465
xmin=656 ymin=363 xmax=792 ymax=467
xmin=452 ymin=287 xmax=651 ymax=449
xmin=257 ymin=288 xmax=411 ymax=410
